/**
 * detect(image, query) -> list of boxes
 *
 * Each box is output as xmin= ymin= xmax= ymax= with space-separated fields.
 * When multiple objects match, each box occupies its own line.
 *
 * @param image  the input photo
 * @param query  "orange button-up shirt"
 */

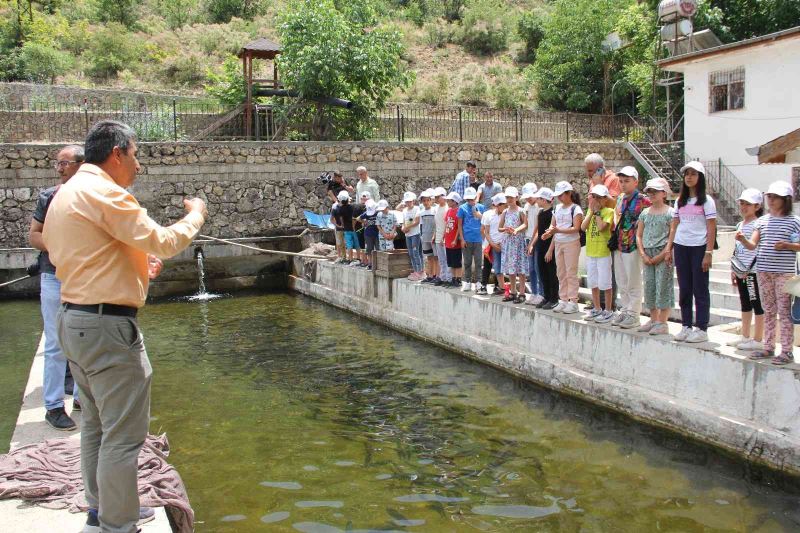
xmin=43 ymin=164 xmax=205 ymax=308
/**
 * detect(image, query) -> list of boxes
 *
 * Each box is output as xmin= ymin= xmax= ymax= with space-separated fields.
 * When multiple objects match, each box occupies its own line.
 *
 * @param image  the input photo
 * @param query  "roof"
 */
xmin=658 ymin=25 xmax=800 ymax=70
xmin=238 ymin=38 xmax=282 ymax=58
xmin=747 ymin=128 xmax=800 ymax=164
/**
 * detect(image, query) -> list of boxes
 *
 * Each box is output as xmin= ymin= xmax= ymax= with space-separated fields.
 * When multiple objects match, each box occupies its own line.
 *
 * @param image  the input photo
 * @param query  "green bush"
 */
xmin=204 ymin=55 xmax=245 ymax=107
xmin=457 ymin=74 xmax=489 ymax=106
xmin=206 ymin=0 xmax=266 ymax=23
xmin=19 ymin=42 xmax=74 ymax=83
xmin=417 ymin=74 xmax=449 ymax=105
xmin=161 ymin=51 xmax=207 ymax=86
xmin=423 ymin=20 xmax=453 ymax=49
xmin=492 ymin=75 xmax=527 ymax=109
xmin=0 ymin=47 xmax=24 ymax=82
xmin=458 ymin=0 xmax=509 ymax=56
xmin=84 ymin=23 xmax=140 ymax=79
xmin=517 ymin=11 xmax=544 ymax=63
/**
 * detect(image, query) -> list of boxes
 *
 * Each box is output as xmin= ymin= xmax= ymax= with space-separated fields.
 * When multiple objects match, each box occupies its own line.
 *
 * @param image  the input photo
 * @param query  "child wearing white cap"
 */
xmin=636 ymin=178 xmax=675 ymax=336
xmin=418 ymin=189 xmax=438 ymax=283
xmin=531 ymin=188 xmax=559 ymax=309
xmin=375 ymin=200 xmax=397 ymax=251
xmin=612 ymin=166 xmax=649 ymax=329
xmin=479 ymin=193 xmax=507 ymax=295
xmin=433 ymin=187 xmax=452 ymax=285
xmin=499 ymin=186 xmax=528 ymax=303
xmin=736 ymin=181 xmax=800 ymax=364
xmin=358 ymin=199 xmax=380 ymax=270
xmin=726 ymin=188 xmax=765 ymax=350
xmin=669 ymin=161 xmax=716 ymax=343
xmin=581 ymin=184 xmax=615 ymax=323
xmin=457 ymin=187 xmax=487 ymax=291
xmin=521 ymin=183 xmax=543 ymax=305
xmin=444 ymin=192 xmax=465 ymax=287
xmin=400 ymin=192 xmax=425 ymax=281
xmin=543 ymin=181 xmax=583 ymax=314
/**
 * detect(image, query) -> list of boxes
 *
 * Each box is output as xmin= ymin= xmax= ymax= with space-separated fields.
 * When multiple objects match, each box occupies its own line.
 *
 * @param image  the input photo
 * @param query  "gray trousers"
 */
xmin=57 ymin=307 xmax=151 ymax=533
xmin=462 ymin=241 xmax=482 ymax=283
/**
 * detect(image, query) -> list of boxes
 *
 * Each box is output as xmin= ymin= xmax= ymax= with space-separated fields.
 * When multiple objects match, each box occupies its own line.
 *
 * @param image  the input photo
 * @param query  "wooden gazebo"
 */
xmin=238 ymin=37 xmax=282 ymax=138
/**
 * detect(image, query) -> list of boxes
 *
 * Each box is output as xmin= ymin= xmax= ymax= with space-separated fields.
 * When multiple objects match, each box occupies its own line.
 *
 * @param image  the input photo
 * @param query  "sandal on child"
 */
xmin=771 ymin=353 xmax=794 ymax=366
xmin=503 ymin=294 xmax=516 ymax=302
xmin=748 ymin=350 xmax=774 ymax=361
xmin=515 ymin=295 xmax=526 ymax=304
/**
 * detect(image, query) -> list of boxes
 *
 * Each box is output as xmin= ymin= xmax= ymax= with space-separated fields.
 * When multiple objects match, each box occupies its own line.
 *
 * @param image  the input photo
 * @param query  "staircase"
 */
xmin=624 ymin=141 xmax=683 ymax=192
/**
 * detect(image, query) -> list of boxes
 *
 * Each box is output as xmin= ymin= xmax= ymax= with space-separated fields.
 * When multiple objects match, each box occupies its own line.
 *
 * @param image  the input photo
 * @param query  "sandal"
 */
xmin=503 ymin=294 xmax=516 ymax=302
xmin=515 ymin=295 xmax=526 ymax=304
xmin=771 ymin=353 xmax=794 ymax=366
xmin=748 ymin=350 xmax=774 ymax=361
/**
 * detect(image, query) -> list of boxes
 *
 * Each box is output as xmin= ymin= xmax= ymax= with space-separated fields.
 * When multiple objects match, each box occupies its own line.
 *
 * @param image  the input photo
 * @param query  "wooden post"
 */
xmin=243 ymin=53 xmax=251 ymax=139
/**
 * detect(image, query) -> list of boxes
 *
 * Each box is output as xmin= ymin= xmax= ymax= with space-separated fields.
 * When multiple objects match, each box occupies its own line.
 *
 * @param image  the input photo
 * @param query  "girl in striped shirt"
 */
xmin=736 ymin=181 xmax=800 ymax=365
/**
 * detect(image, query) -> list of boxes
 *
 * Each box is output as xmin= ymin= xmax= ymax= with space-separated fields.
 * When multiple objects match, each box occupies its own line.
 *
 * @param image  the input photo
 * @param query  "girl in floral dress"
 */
xmin=499 ymin=187 xmax=528 ymax=303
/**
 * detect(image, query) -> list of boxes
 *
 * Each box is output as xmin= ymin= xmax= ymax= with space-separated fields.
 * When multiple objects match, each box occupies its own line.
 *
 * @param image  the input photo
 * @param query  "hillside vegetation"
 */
xmin=0 ymin=0 xmax=797 ymax=115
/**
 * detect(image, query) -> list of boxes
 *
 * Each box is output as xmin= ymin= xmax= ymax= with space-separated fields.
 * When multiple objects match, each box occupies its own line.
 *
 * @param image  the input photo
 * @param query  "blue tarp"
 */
xmin=303 ymin=210 xmax=334 ymax=229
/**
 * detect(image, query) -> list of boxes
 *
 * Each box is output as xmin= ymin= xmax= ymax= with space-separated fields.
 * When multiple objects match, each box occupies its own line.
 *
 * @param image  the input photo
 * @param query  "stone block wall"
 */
xmin=0 ymin=141 xmax=634 ymax=248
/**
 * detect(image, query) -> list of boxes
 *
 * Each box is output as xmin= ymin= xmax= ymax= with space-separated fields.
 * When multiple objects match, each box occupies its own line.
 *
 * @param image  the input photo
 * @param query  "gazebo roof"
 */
xmin=238 ymin=38 xmax=282 ymax=59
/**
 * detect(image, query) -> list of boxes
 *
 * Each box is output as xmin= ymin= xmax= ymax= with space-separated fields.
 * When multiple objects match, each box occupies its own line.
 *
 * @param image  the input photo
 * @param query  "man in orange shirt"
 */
xmin=43 ymin=121 xmax=207 ymax=533
xmin=585 ymin=152 xmax=621 ymax=209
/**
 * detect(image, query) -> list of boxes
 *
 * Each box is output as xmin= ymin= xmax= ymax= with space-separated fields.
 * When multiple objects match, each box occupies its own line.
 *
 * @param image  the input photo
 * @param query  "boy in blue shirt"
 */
xmin=457 ymin=187 xmax=486 ymax=291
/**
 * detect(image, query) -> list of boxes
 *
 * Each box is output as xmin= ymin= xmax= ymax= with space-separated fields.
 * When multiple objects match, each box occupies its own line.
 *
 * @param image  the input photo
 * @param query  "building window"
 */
xmin=709 ymin=67 xmax=745 ymax=113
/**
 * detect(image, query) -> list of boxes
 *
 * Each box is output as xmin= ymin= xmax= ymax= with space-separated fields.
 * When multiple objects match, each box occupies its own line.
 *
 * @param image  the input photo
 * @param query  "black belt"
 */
xmin=63 ymin=303 xmax=138 ymax=318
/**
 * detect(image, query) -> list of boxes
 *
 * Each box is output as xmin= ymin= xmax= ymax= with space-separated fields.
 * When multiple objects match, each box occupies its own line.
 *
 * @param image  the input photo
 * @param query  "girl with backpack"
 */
xmin=543 ymin=181 xmax=583 ymax=314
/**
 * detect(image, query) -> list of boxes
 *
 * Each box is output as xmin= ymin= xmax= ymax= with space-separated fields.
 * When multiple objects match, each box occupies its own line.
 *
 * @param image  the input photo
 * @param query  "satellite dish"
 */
xmin=602 ymin=32 xmax=623 ymax=52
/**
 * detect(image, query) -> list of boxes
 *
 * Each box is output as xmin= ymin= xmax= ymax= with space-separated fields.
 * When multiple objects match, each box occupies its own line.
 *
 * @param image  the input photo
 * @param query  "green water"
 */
xmin=4 ymin=294 xmax=800 ymax=531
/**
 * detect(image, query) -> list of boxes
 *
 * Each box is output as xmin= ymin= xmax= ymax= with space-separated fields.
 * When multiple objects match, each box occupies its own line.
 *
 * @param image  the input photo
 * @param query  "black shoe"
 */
xmin=542 ymin=300 xmax=558 ymax=310
xmin=72 ymin=399 xmax=82 ymax=412
xmin=536 ymin=298 xmax=548 ymax=309
xmin=515 ymin=294 xmax=526 ymax=304
xmin=477 ymin=287 xmax=488 ymax=295
xmin=83 ymin=508 xmax=100 ymax=532
xmin=421 ymin=276 xmax=434 ymax=284
xmin=433 ymin=278 xmax=445 ymax=286
xmin=45 ymin=407 xmax=76 ymax=431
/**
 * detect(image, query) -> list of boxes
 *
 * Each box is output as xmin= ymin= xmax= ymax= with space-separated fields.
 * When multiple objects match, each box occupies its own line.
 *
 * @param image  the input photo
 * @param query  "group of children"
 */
xmin=331 ymin=164 xmax=800 ymax=366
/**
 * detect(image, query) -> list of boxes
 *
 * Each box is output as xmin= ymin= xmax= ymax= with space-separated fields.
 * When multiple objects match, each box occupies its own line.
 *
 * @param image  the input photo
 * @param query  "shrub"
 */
xmin=492 ymin=75 xmax=527 ymax=109
xmin=20 ymin=42 xmax=74 ymax=83
xmin=162 ymin=51 xmax=207 ymax=86
xmin=517 ymin=11 xmax=544 ymax=63
xmin=458 ymin=0 xmax=509 ymax=56
xmin=84 ymin=23 xmax=140 ymax=79
xmin=423 ymin=20 xmax=453 ymax=49
xmin=417 ymin=74 xmax=449 ymax=105
xmin=457 ymin=74 xmax=489 ymax=106
xmin=0 ymin=47 xmax=24 ymax=82
xmin=204 ymin=55 xmax=245 ymax=107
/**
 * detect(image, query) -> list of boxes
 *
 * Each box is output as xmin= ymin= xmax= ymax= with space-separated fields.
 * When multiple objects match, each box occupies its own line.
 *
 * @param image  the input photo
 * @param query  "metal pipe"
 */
xmin=0 ymin=274 xmax=31 ymax=289
xmin=198 ymin=235 xmax=331 ymax=259
xmin=254 ymin=89 xmax=353 ymax=109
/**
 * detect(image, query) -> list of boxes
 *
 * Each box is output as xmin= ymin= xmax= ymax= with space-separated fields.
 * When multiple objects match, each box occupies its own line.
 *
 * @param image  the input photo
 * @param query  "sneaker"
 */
xmin=81 ymin=509 xmax=100 ymax=533
xmin=45 ymin=407 xmax=76 ymax=431
xmin=562 ymin=302 xmax=579 ymax=314
xmin=536 ymin=298 xmax=549 ymax=309
xmin=421 ymin=276 xmax=435 ymax=283
xmin=594 ymin=310 xmax=615 ymax=324
xmin=474 ymin=283 xmax=483 ymax=293
xmin=541 ymin=300 xmax=558 ymax=310
xmin=649 ymin=322 xmax=669 ymax=336
xmin=584 ymin=309 xmax=602 ymax=322
xmin=637 ymin=320 xmax=656 ymax=333
xmin=407 ymin=272 xmax=418 ymax=280
xmin=138 ymin=507 xmax=156 ymax=525
xmin=434 ymin=278 xmax=447 ymax=286
xmin=738 ymin=339 xmax=764 ymax=351
xmin=618 ymin=313 xmax=640 ymax=329
xmin=449 ymin=279 xmax=462 ymax=288
xmin=584 ymin=301 xmax=595 ymax=311
xmin=349 ymin=260 xmax=361 ymax=266
xmin=72 ymin=399 xmax=82 ymax=412
xmin=514 ymin=294 xmax=526 ymax=304
xmin=674 ymin=326 xmax=693 ymax=342
xmin=551 ymin=301 xmax=566 ymax=313
xmin=524 ymin=295 xmax=538 ymax=306
xmin=476 ymin=286 xmax=488 ymax=295
xmin=533 ymin=294 xmax=545 ymax=305
xmin=612 ymin=312 xmax=626 ymax=326
xmin=461 ymin=281 xmax=471 ymax=291
xmin=726 ymin=335 xmax=748 ymax=347
xmin=685 ymin=329 xmax=708 ymax=343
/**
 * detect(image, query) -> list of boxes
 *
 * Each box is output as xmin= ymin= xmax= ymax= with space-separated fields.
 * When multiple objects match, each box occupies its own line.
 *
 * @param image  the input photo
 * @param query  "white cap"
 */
xmin=521 ymin=182 xmax=538 ymax=196
xmin=402 ymin=191 xmax=417 ymax=203
xmin=434 ymin=186 xmax=447 ymax=197
xmin=360 ymin=191 xmax=372 ymax=199
xmin=617 ymin=166 xmax=639 ymax=180
xmin=590 ymin=184 xmax=610 ymax=197
xmin=365 ymin=199 xmax=377 ymax=215
xmin=446 ymin=192 xmax=462 ymax=203
xmin=491 ymin=193 xmax=507 ymax=206
xmin=737 ymin=188 xmax=763 ymax=204
xmin=419 ymin=188 xmax=435 ymax=198
xmin=534 ymin=187 xmax=554 ymax=202
xmin=463 ymin=187 xmax=478 ymax=200
xmin=504 ymin=186 xmax=519 ymax=198
xmin=644 ymin=178 xmax=671 ymax=193
xmin=766 ymin=181 xmax=793 ymax=197
xmin=337 ymin=191 xmax=350 ymax=202
xmin=376 ymin=199 xmax=389 ymax=210
xmin=680 ymin=161 xmax=706 ymax=176
xmin=553 ymin=181 xmax=573 ymax=196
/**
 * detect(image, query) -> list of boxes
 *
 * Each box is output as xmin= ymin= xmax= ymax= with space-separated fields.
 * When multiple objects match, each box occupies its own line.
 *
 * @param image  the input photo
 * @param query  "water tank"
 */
xmin=660 ymin=19 xmax=694 ymax=40
xmin=658 ymin=0 xmax=698 ymax=20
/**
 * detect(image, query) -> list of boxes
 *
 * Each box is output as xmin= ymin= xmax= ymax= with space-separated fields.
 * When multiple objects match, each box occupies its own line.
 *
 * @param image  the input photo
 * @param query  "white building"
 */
xmin=658 ymin=26 xmax=800 ymax=194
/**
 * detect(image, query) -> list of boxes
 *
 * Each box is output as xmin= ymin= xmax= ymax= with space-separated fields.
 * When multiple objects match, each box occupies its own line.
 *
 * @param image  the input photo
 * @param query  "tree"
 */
xmin=204 ymin=55 xmax=245 ymax=107
xmin=156 ymin=0 xmax=200 ymax=29
xmin=517 ymin=10 xmax=544 ymax=63
xmin=458 ymin=0 xmax=510 ymax=56
xmin=19 ymin=41 xmax=73 ymax=82
xmin=276 ymin=0 xmax=413 ymax=140
xmin=527 ymin=0 xmax=629 ymax=112
xmin=92 ymin=0 xmax=139 ymax=29
xmin=205 ymin=0 xmax=266 ymax=23
xmin=84 ymin=23 xmax=140 ymax=78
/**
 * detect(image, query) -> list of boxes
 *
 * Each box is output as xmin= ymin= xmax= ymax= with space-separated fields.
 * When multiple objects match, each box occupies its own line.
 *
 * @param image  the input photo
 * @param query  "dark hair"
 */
xmin=571 ymin=190 xmax=581 ymax=205
xmin=776 ymin=195 xmax=792 ymax=216
xmin=63 ymin=145 xmax=85 ymax=162
xmin=466 ymin=161 xmax=477 ymax=169
xmin=84 ymin=121 xmax=136 ymax=164
xmin=678 ymin=170 xmax=707 ymax=208
xmin=756 ymin=205 xmax=765 ymax=217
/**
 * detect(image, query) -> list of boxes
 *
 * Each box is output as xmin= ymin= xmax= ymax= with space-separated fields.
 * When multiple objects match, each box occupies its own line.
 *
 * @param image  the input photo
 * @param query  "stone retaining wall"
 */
xmin=0 ymin=141 xmax=634 ymax=248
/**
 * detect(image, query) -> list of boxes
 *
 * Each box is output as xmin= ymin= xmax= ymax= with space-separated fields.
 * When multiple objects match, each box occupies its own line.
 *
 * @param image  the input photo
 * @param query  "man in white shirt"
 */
xmin=355 ymin=166 xmax=380 ymax=203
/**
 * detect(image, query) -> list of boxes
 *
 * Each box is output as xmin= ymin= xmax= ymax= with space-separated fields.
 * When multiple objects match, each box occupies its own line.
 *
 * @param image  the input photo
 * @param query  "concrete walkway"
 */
xmin=1 ymin=336 xmax=172 ymax=532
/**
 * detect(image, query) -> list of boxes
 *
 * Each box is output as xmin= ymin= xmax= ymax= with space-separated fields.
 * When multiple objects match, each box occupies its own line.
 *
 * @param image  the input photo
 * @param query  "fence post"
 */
xmin=625 ymin=117 xmax=629 ymax=142
xmin=396 ymin=105 xmax=401 ymax=142
xmin=610 ymin=114 xmax=615 ymax=142
xmin=83 ymin=98 xmax=89 ymax=134
xmin=172 ymin=99 xmax=178 ymax=142
xmin=458 ymin=107 xmax=463 ymax=143
xmin=515 ymin=108 xmax=520 ymax=142
xmin=565 ymin=112 xmax=570 ymax=142
xmin=401 ymin=114 xmax=405 ymax=142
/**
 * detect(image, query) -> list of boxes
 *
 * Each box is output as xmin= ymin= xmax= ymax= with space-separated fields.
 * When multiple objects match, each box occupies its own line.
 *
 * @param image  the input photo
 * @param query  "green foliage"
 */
xmin=276 ymin=0 xmax=412 ymax=140
xmin=84 ymin=23 xmax=141 ymax=79
xmin=423 ymin=20 xmax=453 ymax=48
xmin=0 ymin=47 xmax=24 ymax=82
xmin=205 ymin=0 xmax=266 ymax=23
xmin=442 ymin=0 xmax=465 ymax=21
xmin=516 ymin=10 xmax=544 ymax=63
xmin=417 ymin=74 xmax=449 ymax=105
xmin=155 ymin=0 xmax=201 ymax=29
xmin=529 ymin=0 xmax=628 ymax=112
xmin=204 ymin=55 xmax=245 ymax=106
xmin=615 ymin=2 xmax=656 ymax=114
xmin=490 ymin=71 xmax=528 ymax=109
xmin=19 ymin=41 xmax=74 ymax=83
xmin=456 ymin=73 xmax=489 ymax=106
xmin=92 ymin=0 xmax=140 ymax=29
xmin=458 ymin=0 xmax=510 ymax=56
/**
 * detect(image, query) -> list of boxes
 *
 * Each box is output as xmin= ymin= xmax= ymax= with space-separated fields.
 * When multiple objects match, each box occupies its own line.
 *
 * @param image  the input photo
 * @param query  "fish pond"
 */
xmin=3 ymin=293 xmax=800 ymax=532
